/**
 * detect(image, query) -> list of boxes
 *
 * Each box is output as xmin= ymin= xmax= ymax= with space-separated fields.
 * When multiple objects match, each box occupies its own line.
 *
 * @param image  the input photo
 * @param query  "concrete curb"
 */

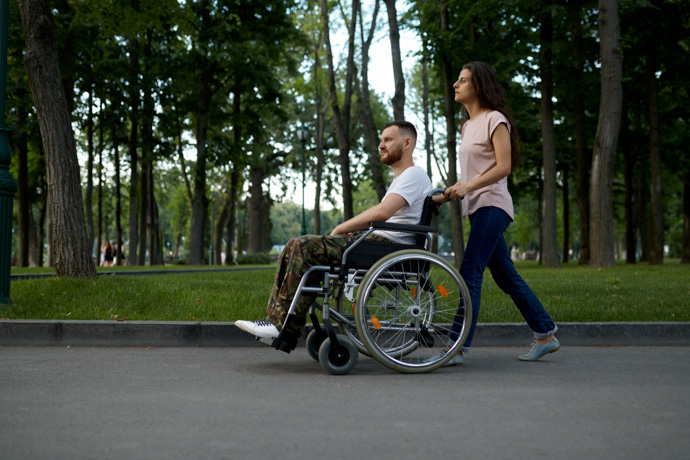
xmin=1 ymin=320 xmax=689 ymax=348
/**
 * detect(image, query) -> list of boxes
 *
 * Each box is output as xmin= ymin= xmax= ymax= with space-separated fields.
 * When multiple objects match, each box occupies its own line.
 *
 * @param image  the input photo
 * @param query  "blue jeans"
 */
xmin=458 ymin=206 xmax=557 ymax=350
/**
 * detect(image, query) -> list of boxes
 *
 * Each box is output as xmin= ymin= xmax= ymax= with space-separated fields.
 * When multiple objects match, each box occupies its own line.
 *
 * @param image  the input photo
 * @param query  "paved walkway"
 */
xmin=1 ymin=345 xmax=689 ymax=459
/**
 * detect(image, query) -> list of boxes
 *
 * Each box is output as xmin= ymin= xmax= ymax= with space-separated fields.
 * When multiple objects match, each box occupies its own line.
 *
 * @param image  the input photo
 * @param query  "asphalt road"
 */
xmin=1 ymin=345 xmax=689 ymax=460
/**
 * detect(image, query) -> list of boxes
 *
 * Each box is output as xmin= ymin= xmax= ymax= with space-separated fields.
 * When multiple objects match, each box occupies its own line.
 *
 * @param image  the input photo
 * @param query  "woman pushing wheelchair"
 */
xmin=433 ymin=61 xmax=560 ymax=365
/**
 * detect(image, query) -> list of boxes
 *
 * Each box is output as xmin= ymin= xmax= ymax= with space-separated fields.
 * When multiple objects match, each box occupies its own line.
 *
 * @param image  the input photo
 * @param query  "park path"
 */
xmin=1 ymin=345 xmax=689 ymax=460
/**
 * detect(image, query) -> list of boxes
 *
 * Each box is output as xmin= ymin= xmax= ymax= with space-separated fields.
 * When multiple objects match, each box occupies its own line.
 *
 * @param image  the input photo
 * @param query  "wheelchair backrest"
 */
xmin=414 ymin=193 xmax=441 ymax=246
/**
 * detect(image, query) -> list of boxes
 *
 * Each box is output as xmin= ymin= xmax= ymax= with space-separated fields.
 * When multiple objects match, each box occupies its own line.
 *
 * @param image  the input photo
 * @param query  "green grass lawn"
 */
xmin=3 ymin=261 xmax=689 ymax=322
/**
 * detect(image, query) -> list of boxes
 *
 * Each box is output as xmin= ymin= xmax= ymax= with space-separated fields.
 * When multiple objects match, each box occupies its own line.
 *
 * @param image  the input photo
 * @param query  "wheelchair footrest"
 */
xmin=270 ymin=335 xmax=299 ymax=354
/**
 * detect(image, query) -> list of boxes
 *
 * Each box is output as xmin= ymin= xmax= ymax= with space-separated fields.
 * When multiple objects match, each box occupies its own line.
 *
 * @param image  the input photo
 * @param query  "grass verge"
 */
xmin=3 ymin=261 xmax=689 ymax=322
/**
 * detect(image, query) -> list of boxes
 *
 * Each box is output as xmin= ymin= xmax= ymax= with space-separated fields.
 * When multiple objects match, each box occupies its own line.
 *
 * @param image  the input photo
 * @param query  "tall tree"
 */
xmin=539 ymin=1 xmax=561 ymax=268
xmin=589 ymin=0 xmax=623 ymax=269
xmin=85 ymin=88 xmax=95 ymax=258
xmin=356 ymin=0 xmax=386 ymax=201
xmin=186 ymin=0 xmax=214 ymax=265
xmin=18 ymin=0 xmax=96 ymax=278
xmin=127 ymin=0 xmax=141 ymax=265
xmin=440 ymin=0 xmax=464 ymax=267
xmin=568 ymin=2 xmax=593 ymax=265
xmin=322 ymin=0 xmax=357 ymax=220
xmin=383 ymin=0 xmax=405 ymax=120
xmin=646 ymin=40 xmax=663 ymax=265
xmin=306 ymin=3 xmax=327 ymax=234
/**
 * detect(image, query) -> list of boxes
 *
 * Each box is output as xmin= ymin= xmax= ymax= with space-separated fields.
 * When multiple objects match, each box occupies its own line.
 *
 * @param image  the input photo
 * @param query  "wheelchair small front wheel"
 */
xmin=306 ymin=329 xmax=326 ymax=361
xmin=318 ymin=334 xmax=358 ymax=375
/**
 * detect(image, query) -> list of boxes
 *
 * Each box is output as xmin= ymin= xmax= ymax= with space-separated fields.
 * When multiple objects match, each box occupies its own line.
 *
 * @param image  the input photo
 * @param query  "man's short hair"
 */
xmin=383 ymin=121 xmax=417 ymax=145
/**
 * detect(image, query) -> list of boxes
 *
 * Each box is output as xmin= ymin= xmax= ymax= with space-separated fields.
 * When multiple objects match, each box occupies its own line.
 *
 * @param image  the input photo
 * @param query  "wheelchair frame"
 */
xmin=259 ymin=188 xmax=473 ymax=375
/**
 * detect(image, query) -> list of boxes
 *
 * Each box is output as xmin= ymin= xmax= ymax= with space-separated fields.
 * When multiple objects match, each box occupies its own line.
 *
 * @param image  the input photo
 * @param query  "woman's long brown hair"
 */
xmin=460 ymin=61 xmax=521 ymax=170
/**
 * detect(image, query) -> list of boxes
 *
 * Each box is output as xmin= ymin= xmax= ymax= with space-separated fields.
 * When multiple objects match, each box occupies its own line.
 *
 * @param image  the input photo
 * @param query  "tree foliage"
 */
xmin=5 ymin=0 xmax=690 ymax=271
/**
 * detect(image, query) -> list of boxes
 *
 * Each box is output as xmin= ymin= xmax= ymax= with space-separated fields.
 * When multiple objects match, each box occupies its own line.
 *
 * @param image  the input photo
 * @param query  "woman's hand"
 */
xmin=443 ymin=183 xmax=468 ymax=201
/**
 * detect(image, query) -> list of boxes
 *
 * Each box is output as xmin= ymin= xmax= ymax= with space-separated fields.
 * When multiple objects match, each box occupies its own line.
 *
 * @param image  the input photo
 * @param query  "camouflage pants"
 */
xmin=266 ymin=232 xmax=391 ymax=336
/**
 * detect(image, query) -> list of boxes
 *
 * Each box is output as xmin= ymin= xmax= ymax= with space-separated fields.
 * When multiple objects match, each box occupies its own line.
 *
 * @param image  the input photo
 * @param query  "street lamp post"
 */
xmin=0 ymin=0 xmax=18 ymax=305
xmin=296 ymin=125 xmax=309 ymax=236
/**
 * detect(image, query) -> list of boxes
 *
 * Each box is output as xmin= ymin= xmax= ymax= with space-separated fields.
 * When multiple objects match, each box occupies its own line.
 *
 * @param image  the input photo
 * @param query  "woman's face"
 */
xmin=453 ymin=69 xmax=476 ymax=104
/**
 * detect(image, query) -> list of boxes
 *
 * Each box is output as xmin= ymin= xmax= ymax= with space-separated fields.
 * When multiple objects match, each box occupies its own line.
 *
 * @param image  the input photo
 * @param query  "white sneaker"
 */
xmin=235 ymin=319 xmax=279 ymax=340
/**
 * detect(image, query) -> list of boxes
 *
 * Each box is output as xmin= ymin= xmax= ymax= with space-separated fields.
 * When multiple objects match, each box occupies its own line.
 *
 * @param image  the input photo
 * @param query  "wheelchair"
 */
xmin=259 ymin=188 xmax=472 ymax=375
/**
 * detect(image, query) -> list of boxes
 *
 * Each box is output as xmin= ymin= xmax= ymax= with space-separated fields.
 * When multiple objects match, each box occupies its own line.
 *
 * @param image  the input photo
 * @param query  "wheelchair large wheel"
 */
xmin=354 ymin=249 xmax=472 ymax=374
xmin=336 ymin=277 xmax=416 ymax=358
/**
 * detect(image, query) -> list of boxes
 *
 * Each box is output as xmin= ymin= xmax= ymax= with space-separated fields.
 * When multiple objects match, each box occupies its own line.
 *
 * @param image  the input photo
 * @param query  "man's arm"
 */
xmin=330 ymin=193 xmax=407 ymax=236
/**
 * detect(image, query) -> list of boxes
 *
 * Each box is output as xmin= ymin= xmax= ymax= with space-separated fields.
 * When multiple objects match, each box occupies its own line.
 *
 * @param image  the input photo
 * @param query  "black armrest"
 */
xmin=369 ymin=221 xmax=437 ymax=234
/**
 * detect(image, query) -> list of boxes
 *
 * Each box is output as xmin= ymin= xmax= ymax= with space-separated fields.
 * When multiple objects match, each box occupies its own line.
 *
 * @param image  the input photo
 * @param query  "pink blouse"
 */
xmin=458 ymin=110 xmax=514 ymax=219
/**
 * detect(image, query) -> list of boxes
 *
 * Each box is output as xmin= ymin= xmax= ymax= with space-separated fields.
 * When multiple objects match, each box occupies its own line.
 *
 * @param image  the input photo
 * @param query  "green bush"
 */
xmin=236 ymin=252 xmax=271 ymax=265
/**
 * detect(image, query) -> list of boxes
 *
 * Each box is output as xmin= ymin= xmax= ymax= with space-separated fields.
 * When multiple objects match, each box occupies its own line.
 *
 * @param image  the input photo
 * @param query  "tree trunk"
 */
xmin=85 ymin=88 xmax=94 ymax=259
xmin=647 ymin=42 xmax=663 ymax=265
xmin=37 ymin=174 xmax=46 ymax=267
xmin=127 ymin=27 xmax=139 ymax=265
xmin=138 ymin=161 xmax=148 ymax=265
xmin=97 ymin=112 xmax=103 ymax=265
xmin=113 ymin=131 xmax=123 ymax=265
xmin=356 ymin=0 xmax=386 ymax=201
xmin=622 ymin=103 xmax=636 ymax=263
xmin=383 ymin=0 xmax=405 ymax=120
xmin=28 ymin=209 xmax=39 ymax=267
xmin=562 ymin=163 xmax=570 ymax=264
xmin=682 ymin=171 xmax=690 ymax=263
xmin=225 ymin=167 xmax=240 ymax=265
xmin=19 ymin=0 xmax=96 ymax=278
xmin=322 ymin=0 xmax=356 ymax=220
xmin=540 ymin=2 xmax=561 ymax=268
xmin=248 ymin=167 xmax=265 ymax=253
xmin=422 ymin=56 xmax=438 ymax=253
xmin=589 ymin=0 xmax=623 ymax=269
xmin=147 ymin=164 xmax=162 ymax=265
xmin=423 ymin=58 xmax=432 ymax=180
xmin=538 ymin=174 xmax=543 ymax=265
xmin=633 ymin=144 xmax=649 ymax=262
xmin=225 ymin=85 xmax=242 ymax=264
xmin=189 ymin=8 xmax=213 ymax=265
xmin=440 ymin=0 xmax=464 ymax=267
xmin=569 ymin=2 xmax=591 ymax=265
xmin=313 ymin=38 xmax=325 ymax=235
xmin=15 ymin=86 xmax=30 ymax=267
xmin=214 ymin=195 xmax=229 ymax=265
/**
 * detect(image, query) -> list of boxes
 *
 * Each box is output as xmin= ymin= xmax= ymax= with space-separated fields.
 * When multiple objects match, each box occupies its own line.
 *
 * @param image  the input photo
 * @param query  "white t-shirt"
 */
xmin=374 ymin=166 xmax=433 ymax=244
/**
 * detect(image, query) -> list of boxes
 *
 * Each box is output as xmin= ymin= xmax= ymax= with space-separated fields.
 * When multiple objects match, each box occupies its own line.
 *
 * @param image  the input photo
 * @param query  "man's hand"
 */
xmin=330 ymin=225 xmax=347 ymax=236
xmin=329 ymin=193 xmax=408 ymax=236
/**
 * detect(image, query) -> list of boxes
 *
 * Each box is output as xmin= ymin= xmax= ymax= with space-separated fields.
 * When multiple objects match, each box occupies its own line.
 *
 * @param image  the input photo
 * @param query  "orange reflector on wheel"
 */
xmin=352 ymin=302 xmax=355 ymax=314
xmin=371 ymin=316 xmax=381 ymax=330
xmin=411 ymin=287 xmax=417 ymax=298
xmin=437 ymin=284 xmax=449 ymax=297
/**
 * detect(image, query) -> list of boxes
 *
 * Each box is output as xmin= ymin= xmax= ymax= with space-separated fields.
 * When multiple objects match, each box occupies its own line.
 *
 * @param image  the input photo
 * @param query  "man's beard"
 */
xmin=381 ymin=148 xmax=403 ymax=165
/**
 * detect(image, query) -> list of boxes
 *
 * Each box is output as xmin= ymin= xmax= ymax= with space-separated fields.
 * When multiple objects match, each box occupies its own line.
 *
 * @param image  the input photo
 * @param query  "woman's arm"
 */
xmin=443 ymin=123 xmax=512 ymax=201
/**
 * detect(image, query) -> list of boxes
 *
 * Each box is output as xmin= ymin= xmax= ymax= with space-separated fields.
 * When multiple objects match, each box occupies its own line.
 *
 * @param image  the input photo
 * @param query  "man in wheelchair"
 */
xmin=235 ymin=120 xmax=432 ymax=351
